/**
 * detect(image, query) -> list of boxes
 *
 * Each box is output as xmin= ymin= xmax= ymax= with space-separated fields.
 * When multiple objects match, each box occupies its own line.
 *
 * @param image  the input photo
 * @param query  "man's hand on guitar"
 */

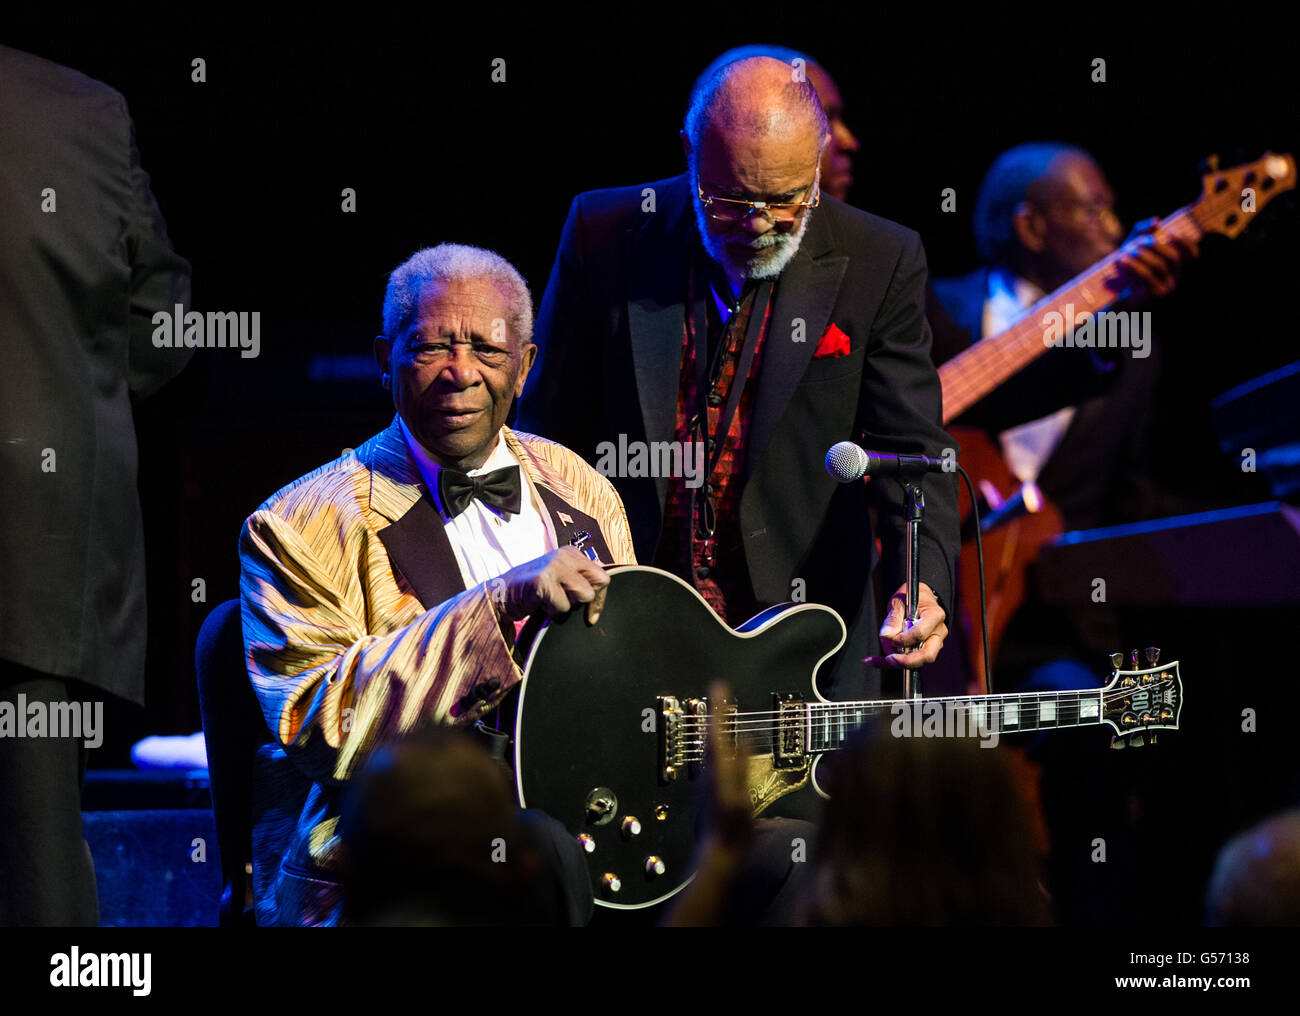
xmin=1112 ymin=217 xmax=1198 ymax=301
xmin=866 ymin=581 xmax=948 ymax=667
xmin=495 ymin=546 xmax=609 ymax=625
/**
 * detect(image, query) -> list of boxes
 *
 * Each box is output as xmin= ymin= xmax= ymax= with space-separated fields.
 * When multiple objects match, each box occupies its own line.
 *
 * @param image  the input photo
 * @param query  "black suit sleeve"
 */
xmin=859 ymin=232 xmax=960 ymax=610
xmin=121 ymin=98 xmax=193 ymax=401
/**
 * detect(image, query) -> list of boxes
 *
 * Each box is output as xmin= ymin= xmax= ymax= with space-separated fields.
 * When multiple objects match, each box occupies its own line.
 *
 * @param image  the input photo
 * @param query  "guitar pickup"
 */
xmin=773 ymin=692 xmax=805 ymax=769
xmin=718 ymin=697 xmax=738 ymax=756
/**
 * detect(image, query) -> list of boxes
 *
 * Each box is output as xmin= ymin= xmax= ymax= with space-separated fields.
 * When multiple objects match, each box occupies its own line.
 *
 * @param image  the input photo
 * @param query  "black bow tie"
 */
xmin=437 ymin=465 xmax=522 ymax=519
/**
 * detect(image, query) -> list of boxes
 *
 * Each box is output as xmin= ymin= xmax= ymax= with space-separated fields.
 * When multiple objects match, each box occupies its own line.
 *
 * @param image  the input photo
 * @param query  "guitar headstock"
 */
xmin=1101 ymin=650 xmax=1183 ymax=748
xmin=1194 ymin=152 xmax=1295 ymax=239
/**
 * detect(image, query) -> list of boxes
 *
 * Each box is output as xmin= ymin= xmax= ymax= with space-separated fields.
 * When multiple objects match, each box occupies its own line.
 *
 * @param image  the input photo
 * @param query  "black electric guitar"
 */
xmin=511 ymin=566 xmax=1184 ymax=909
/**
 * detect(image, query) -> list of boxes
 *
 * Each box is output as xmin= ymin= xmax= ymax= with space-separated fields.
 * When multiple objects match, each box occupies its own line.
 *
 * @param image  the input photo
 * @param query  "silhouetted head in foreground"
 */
xmin=806 ymin=726 xmax=1052 ymax=925
xmin=338 ymin=725 xmax=545 ymax=925
xmin=1205 ymin=809 xmax=1300 ymax=926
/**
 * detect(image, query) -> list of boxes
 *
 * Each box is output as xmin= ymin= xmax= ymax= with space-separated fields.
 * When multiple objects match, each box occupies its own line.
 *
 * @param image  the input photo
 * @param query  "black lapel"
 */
xmin=745 ymin=209 xmax=849 ymax=473
xmin=377 ymin=492 xmax=467 ymax=609
xmin=534 ymin=484 xmax=616 ymax=565
xmin=625 ymin=175 xmax=695 ymax=506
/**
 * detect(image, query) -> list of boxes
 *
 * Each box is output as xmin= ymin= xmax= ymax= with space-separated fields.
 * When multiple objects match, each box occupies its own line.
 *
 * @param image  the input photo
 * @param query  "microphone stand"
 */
xmin=901 ymin=476 xmax=926 ymax=700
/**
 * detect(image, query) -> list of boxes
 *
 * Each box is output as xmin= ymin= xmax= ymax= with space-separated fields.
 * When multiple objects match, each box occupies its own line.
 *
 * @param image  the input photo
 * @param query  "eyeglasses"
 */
xmin=696 ymin=176 xmax=820 ymax=225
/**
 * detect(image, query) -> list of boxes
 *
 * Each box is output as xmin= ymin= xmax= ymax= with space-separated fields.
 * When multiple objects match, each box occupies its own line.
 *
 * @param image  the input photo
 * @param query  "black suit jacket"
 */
xmin=519 ymin=173 xmax=959 ymax=702
xmin=0 ymin=46 xmax=192 ymax=704
xmin=930 ymin=267 xmax=1159 ymax=530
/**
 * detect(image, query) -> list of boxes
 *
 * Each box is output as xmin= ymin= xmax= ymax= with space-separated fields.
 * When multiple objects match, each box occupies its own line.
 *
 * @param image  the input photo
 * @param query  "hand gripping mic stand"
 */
xmin=825 ymin=441 xmax=993 ymax=700
xmin=898 ymin=467 xmax=928 ymax=701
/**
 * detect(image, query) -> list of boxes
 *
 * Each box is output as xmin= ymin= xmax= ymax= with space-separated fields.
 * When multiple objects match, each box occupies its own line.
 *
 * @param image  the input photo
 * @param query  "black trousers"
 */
xmin=0 ymin=661 xmax=99 ymax=926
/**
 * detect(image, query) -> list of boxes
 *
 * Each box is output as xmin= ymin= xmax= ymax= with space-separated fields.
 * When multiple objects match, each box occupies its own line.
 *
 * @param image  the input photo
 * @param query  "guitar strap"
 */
xmin=686 ymin=264 xmax=773 ymax=575
xmin=472 ymin=718 xmax=512 ymax=763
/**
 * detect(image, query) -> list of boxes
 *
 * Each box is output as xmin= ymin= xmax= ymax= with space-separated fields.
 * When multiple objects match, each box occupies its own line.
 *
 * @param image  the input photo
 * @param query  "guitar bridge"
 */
xmin=659 ymin=695 xmax=738 ymax=780
xmin=773 ymin=692 xmax=806 ymax=769
xmin=659 ymin=696 xmax=684 ymax=781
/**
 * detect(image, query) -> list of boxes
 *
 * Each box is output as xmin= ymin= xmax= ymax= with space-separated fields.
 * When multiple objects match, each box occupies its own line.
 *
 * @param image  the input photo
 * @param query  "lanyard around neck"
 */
xmin=688 ymin=265 xmax=772 ymax=480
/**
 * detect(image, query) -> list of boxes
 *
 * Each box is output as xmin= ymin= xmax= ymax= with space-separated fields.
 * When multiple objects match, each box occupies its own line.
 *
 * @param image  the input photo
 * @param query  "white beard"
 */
xmin=691 ymin=169 xmax=817 ymax=282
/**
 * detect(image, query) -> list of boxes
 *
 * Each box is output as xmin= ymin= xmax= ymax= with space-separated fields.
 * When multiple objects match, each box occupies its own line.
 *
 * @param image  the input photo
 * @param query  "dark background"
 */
xmin=5 ymin=6 xmax=1297 ymax=922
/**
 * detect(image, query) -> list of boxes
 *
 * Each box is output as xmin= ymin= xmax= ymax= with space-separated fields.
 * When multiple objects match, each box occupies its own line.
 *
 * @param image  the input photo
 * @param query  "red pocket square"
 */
xmin=813 ymin=322 xmax=852 ymax=359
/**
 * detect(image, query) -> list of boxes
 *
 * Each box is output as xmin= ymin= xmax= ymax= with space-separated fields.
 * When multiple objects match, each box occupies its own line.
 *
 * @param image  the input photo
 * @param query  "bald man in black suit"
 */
xmin=0 ymin=44 xmax=192 ymax=925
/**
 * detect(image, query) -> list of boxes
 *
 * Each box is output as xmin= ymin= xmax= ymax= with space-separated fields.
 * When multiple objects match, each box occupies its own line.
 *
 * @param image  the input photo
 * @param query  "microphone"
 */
xmin=825 ymin=440 xmax=950 ymax=482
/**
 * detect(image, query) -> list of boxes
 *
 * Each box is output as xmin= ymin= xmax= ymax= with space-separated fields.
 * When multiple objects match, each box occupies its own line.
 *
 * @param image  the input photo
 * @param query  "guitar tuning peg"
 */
xmin=1110 ymin=736 xmax=1126 ymax=750
xmin=1110 ymin=652 xmax=1125 ymax=669
xmin=1129 ymin=649 xmax=1140 ymax=669
xmin=1144 ymin=646 xmax=1161 ymax=666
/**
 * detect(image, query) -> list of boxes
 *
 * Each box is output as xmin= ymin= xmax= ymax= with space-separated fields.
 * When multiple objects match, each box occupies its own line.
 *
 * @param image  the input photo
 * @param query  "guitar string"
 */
xmin=666 ymin=692 xmax=1140 ymax=725
xmin=674 ymin=697 xmax=1126 ymax=722
xmin=673 ymin=705 xmax=1121 ymax=729
xmin=671 ymin=707 xmax=1149 ymax=758
xmin=666 ymin=693 xmax=1108 ymax=719
xmin=668 ymin=693 xmax=1171 ymax=747
xmin=671 ymin=682 xmax=1167 ymax=716
xmin=672 ymin=712 xmax=1114 ymax=739
xmin=672 ymin=715 xmax=1164 ymax=749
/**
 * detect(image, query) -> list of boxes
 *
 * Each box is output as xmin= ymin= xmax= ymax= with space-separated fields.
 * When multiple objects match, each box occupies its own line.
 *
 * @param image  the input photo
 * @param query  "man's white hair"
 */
xmin=381 ymin=243 xmax=533 ymax=345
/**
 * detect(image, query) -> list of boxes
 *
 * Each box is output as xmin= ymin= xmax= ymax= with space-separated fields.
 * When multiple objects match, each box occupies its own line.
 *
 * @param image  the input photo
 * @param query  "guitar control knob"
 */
xmin=622 ymin=816 xmax=642 ymax=837
xmin=584 ymin=787 xmax=618 ymax=826
xmin=576 ymin=834 xmax=595 ymax=854
xmin=1145 ymin=647 xmax=1161 ymax=666
xmin=601 ymin=873 xmax=621 ymax=893
xmin=645 ymin=856 xmax=666 ymax=876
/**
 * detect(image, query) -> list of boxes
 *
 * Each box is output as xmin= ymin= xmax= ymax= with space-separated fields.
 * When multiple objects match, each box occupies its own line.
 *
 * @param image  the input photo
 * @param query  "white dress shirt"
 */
xmin=399 ymin=418 xmax=557 ymax=589
xmin=982 ymin=268 xmax=1076 ymax=483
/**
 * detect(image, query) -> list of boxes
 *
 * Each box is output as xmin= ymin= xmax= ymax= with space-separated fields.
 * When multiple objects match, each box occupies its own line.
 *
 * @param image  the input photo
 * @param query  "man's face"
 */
xmin=691 ymin=121 xmax=824 ymax=282
xmin=374 ymin=278 xmax=535 ymax=471
xmin=1029 ymin=153 xmax=1124 ymax=281
xmin=805 ymin=63 xmax=859 ymax=201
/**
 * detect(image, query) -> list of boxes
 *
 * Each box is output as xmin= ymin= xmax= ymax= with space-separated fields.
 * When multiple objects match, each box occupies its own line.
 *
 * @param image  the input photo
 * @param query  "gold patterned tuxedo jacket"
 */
xmin=239 ymin=416 xmax=636 ymax=925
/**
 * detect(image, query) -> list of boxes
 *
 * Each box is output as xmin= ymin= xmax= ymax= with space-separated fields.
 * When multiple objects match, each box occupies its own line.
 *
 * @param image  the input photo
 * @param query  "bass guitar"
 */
xmin=940 ymin=152 xmax=1294 ymax=690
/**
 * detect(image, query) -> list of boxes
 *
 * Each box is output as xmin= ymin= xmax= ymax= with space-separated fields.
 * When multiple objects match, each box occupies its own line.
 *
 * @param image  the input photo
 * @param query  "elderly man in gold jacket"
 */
xmin=240 ymin=244 xmax=636 ymax=925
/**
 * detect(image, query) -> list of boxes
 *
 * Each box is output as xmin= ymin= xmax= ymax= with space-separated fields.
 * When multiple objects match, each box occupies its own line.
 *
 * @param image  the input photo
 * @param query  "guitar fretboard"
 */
xmin=938 ymin=206 xmax=1202 ymax=423
xmin=806 ymin=690 xmax=1105 ymax=752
